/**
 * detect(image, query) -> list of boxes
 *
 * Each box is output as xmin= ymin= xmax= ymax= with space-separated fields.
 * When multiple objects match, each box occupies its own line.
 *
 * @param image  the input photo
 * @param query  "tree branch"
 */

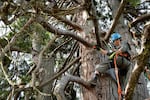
xmin=39 ymin=57 xmax=81 ymax=87
xmin=37 ymin=17 xmax=93 ymax=47
xmin=130 ymin=14 xmax=150 ymax=27
xmin=54 ymin=74 xmax=91 ymax=100
xmin=125 ymin=23 xmax=150 ymax=100
xmin=104 ymin=0 xmax=127 ymax=41
xmin=0 ymin=60 xmax=16 ymax=86
xmin=58 ymin=41 xmax=79 ymax=73
xmin=91 ymin=0 xmax=101 ymax=47
xmin=43 ymin=6 xmax=84 ymax=31
xmin=53 ymin=15 xmax=83 ymax=31
xmin=51 ymin=6 xmax=85 ymax=16
xmin=49 ymin=38 xmax=73 ymax=57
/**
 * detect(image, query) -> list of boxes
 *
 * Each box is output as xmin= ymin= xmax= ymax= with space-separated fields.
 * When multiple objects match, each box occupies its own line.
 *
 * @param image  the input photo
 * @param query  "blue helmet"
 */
xmin=111 ymin=33 xmax=121 ymax=42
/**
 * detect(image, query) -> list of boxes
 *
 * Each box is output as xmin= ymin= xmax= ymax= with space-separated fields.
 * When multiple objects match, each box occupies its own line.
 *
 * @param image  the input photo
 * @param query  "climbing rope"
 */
xmin=114 ymin=53 xmax=122 ymax=100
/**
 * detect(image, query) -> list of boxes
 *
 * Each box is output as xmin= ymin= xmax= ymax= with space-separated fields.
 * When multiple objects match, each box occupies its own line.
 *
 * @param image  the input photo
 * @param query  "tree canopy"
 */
xmin=0 ymin=0 xmax=150 ymax=100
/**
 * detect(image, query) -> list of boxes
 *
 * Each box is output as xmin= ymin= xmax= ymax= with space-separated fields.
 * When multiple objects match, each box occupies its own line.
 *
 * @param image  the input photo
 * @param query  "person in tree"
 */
xmin=90 ymin=32 xmax=132 ymax=96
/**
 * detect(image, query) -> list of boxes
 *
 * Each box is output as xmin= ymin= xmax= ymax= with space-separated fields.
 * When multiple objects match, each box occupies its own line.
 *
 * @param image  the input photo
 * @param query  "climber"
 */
xmin=89 ymin=32 xmax=131 ymax=89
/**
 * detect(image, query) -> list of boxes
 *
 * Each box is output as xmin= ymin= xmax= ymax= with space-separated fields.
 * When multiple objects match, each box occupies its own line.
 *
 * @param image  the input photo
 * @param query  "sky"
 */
xmin=0 ymin=21 xmax=10 ymax=37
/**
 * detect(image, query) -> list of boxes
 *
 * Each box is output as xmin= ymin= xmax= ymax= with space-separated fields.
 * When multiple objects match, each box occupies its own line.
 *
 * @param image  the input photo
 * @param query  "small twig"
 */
xmin=47 ymin=14 xmax=82 ymax=31
xmin=72 ymin=62 xmax=81 ymax=75
xmin=106 ymin=0 xmax=112 ymax=11
xmin=53 ymin=15 xmax=83 ymax=31
xmin=49 ymin=38 xmax=72 ymax=57
xmin=7 ymin=91 xmax=12 ymax=100
xmin=33 ymin=86 xmax=52 ymax=97
xmin=50 ymin=6 xmax=85 ymax=16
xmin=0 ymin=60 xmax=16 ymax=86
xmin=58 ymin=41 xmax=79 ymax=72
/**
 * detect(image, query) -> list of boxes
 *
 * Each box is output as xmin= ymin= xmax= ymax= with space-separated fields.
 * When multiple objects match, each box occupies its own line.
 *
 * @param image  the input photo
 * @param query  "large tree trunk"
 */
xmin=38 ymin=57 xmax=54 ymax=100
xmin=80 ymin=25 xmax=119 ymax=99
xmin=76 ymin=10 xmax=119 ymax=100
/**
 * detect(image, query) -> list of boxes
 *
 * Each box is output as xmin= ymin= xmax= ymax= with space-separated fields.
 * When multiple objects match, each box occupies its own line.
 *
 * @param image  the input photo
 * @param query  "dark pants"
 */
xmin=116 ymin=56 xmax=131 ymax=76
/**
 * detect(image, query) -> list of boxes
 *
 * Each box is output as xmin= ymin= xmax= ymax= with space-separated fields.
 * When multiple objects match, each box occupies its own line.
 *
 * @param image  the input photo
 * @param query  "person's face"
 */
xmin=113 ymin=39 xmax=121 ymax=46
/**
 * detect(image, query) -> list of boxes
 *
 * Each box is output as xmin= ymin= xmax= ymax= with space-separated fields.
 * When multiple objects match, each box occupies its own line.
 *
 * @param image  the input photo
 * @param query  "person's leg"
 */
xmin=106 ymin=68 xmax=117 ymax=82
xmin=88 ymin=62 xmax=110 ymax=86
xmin=88 ymin=70 xmax=100 ymax=86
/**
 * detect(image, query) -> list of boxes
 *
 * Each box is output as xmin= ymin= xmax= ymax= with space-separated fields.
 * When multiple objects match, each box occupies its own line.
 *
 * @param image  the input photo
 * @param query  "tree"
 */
xmin=0 ymin=0 xmax=149 ymax=100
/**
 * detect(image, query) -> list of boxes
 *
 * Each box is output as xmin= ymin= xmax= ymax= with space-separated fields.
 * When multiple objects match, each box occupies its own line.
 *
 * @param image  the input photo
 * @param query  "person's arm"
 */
xmin=93 ymin=45 xmax=114 ymax=55
xmin=93 ymin=45 xmax=108 ymax=55
xmin=100 ymin=48 xmax=115 ymax=59
xmin=100 ymin=48 xmax=108 ymax=55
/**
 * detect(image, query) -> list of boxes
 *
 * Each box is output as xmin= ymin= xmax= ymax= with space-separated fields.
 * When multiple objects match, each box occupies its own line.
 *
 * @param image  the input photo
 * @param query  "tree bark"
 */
xmin=75 ymin=10 xmax=119 ymax=100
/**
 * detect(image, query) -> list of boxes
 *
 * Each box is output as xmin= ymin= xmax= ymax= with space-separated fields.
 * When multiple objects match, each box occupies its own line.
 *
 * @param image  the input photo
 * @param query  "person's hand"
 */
xmin=115 ymin=48 xmax=122 ymax=54
xmin=93 ymin=45 xmax=101 ymax=50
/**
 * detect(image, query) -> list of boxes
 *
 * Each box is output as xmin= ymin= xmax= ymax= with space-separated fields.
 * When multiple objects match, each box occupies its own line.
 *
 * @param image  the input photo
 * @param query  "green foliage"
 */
xmin=127 ymin=0 xmax=140 ymax=6
xmin=21 ymin=75 xmax=31 ymax=84
xmin=11 ymin=16 xmax=30 ymax=32
xmin=6 ymin=16 xmax=51 ymax=53
xmin=15 ymin=34 xmax=32 ymax=52
xmin=0 ymin=79 xmax=10 ymax=100
xmin=32 ymin=23 xmax=50 ymax=45
xmin=0 ymin=38 xmax=7 ymax=47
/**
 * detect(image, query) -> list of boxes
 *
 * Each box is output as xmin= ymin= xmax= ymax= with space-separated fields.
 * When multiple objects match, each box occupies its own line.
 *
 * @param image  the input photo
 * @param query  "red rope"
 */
xmin=114 ymin=53 xmax=122 ymax=100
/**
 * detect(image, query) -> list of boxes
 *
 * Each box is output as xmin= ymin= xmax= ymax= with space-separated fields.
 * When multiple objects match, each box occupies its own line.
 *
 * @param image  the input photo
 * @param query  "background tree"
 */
xmin=0 ymin=0 xmax=149 ymax=100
